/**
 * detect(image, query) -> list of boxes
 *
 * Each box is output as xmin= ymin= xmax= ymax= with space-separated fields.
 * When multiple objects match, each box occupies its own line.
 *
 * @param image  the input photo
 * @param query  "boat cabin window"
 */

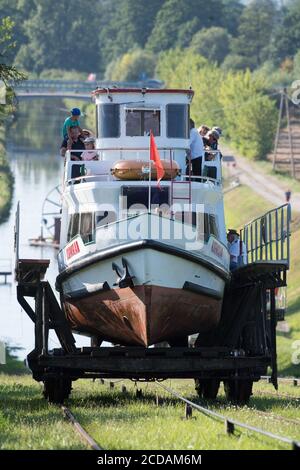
xmin=96 ymin=104 xmax=120 ymax=138
xmin=207 ymin=214 xmax=219 ymax=239
xmin=96 ymin=210 xmax=117 ymax=227
xmin=67 ymin=213 xmax=80 ymax=241
xmin=67 ymin=212 xmax=95 ymax=244
xmin=80 ymin=212 xmax=95 ymax=244
xmin=121 ymin=186 xmax=169 ymax=212
xmin=126 ymin=109 xmax=160 ymax=136
xmin=175 ymin=212 xmax=219 ymax=241
xmin=166 ymin=104 xmax=189 ymax=139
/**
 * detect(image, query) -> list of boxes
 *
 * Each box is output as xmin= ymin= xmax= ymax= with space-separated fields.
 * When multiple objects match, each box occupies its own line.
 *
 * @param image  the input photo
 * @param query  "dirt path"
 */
xmin=222 ymin=145 xmax=300 ymax=213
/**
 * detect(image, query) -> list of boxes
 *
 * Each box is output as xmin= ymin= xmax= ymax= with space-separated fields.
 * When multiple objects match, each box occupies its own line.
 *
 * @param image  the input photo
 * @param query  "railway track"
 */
xmin=61 ymin=406 xmax=103 ymax=450
xmin=59 ymin=377 xmax=300 ymax=451
xmin=154 ymin=381 xmax=300 ymax=450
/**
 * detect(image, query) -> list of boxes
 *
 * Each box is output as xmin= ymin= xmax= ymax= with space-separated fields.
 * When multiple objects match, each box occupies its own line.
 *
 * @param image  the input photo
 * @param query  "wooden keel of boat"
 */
xmin=63 ymin=285 xmax=222 ymax=347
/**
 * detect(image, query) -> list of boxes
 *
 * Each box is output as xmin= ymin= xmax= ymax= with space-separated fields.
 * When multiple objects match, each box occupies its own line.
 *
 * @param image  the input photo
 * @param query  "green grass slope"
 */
xmin=224 ymin=185 xmax=300 ymax=377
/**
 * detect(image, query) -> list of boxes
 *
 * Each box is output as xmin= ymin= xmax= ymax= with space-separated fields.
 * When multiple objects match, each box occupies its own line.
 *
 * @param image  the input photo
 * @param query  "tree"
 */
xmin=99 ymin=0 xmax=162 ymax=69
xmin=14 ymin=0 xmax=103 ymax=74
xmin=156 ymin=48 xmax=277 ymax=160
xmin=105 ymin=49 xmax=156 ymax=81
xmin=146 ymin=0 xmax=224 ymax=53
xmin=221 ymin=53 xmax=256 ymax=71
xmin=231 ymin=0 xmax=278 ymax=69
xmin=156 ymin=49 xmax=225 ymax=126
xmin=271 ymin=0 xmax=300 ymax=63
xmin=219 ymin=0 xmax=244 ymax=36
xmin=294 ymin=50 xmax=300 ymax=78
xmin=0 ymin=0 xmax=34 ymax=64
xmin=0 ymin=16 xmax=25 ymax=87
xmin=190 ymin=27 xmax=231 ymax=64
xmin=219 ymin=70 xmax=277 ymax=159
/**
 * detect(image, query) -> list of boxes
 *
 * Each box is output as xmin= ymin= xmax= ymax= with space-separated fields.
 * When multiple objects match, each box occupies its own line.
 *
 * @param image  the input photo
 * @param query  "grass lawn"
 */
xmin=224 ymin=185 xmax=300 ymax=378
xmin=0 ymin=183 xmax=299 ymax=450
xmin=1 ymin=376 xmax=299 ymax=450
xmin=0 ymin=375 xmax=87 ymax=450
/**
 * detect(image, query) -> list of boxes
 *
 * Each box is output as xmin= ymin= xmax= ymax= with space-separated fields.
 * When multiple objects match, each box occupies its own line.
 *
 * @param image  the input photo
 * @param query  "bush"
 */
xmin=105 ymin=49 xmax=156 ymax=81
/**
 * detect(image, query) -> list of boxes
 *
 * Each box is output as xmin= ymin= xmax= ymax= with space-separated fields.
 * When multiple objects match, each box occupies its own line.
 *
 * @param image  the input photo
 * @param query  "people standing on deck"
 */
xmin=189 ymin=118 xmax=204 ymax=179
xmin=60 ymin=126 xmax=85 ymax=160
xmin=81 ymin=137 xmax=98 ymax=161
xmin=198 ymin=125 xmax=210 ymax=138
xmin=203 ymin=129 xmax=220 ymax=150
xmin=62 ymin=108 xmax=83 ymax=140
xmin=227 ymin=229 xmax=247 ymax=271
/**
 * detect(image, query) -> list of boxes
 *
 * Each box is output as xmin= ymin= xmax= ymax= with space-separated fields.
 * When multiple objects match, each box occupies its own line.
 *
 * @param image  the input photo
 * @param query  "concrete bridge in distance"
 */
xmin=14 ymin=79 xmax=163 ymax=100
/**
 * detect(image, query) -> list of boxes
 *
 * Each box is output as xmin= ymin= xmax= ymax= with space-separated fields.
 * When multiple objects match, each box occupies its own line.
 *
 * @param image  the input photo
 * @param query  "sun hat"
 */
xmin=84 ymin=137 xmax=95 ymax=143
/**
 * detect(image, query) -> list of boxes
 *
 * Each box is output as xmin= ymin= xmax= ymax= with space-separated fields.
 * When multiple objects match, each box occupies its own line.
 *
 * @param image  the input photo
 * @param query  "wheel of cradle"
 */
xmin=194 ymin=378 xmax=220 ymax=400
xmin=223 ymin=379 xmax=253 ymax=404
xmin=41 ymin=184 xmax=62 ymax=238
xmin=43 ymin=377 xmax=72 ymax=404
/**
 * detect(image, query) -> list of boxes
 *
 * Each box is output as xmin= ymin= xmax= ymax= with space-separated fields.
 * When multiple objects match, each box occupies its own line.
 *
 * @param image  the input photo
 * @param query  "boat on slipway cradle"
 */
xmin=15 ymin=86 xmax=291 ymax=404
xmin=56 ymin=88 xmax=229 ymax=347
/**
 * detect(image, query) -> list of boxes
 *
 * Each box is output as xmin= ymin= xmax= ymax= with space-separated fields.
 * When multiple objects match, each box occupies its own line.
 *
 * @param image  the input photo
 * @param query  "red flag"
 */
xmin=150 ymin=130 xmax=165 ymax=185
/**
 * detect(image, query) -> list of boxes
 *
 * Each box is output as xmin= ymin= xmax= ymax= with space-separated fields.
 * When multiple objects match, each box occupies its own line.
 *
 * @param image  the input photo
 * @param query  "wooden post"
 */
xmin=285 ymin=94 xmax=295 ymax=179
xmin=270 ymin=288 xmax=278 ymax=390
xmin=273 ymin=90 xmax=284 ymax=171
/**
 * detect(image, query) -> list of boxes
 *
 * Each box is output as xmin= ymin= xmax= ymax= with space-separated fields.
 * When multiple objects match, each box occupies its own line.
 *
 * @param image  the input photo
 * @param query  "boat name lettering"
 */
xmin=66 ymin=240 xmax=80 ymax=259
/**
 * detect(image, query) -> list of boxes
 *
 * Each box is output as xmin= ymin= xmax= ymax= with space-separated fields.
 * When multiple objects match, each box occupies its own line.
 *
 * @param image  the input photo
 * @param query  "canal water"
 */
xmin=0 ymin=98 xmax=90 ymax=358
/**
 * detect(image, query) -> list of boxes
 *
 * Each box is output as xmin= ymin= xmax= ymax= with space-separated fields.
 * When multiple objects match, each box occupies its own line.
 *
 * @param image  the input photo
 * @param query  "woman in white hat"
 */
xmin=81 ymin=137 xmax=98 ymax=161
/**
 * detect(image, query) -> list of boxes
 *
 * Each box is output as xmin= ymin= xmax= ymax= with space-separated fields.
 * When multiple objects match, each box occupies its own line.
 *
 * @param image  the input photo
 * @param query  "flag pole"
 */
xmin=148 ymin=132 xmax=151 ymax=213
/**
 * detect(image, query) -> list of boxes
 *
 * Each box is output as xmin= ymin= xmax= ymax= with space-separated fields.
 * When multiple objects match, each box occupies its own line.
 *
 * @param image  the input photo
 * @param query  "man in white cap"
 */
xmin=227 ymin=229 xmax=247 ymax=270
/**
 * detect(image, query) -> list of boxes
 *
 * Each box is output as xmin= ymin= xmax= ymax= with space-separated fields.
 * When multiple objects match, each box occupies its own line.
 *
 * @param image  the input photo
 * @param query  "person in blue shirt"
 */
xmin=62 ymin=108 xmax=83 ymax=140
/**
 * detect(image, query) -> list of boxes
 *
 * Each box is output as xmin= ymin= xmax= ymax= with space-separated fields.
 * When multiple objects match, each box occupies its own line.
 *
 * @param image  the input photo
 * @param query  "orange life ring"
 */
xmin=111 ymin=160 xmax=181 ymax=180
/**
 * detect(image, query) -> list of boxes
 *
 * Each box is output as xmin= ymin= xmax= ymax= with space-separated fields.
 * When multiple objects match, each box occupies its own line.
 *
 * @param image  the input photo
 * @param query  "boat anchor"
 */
xmin=112 ymin=257 xmax=135 ymax=288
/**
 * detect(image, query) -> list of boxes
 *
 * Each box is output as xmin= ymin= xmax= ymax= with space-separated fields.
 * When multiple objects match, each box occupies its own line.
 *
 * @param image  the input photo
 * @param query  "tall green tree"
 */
xmin=219 ymin=0 xmax=244 ymax=36
xmin=220 ymin=70 xmax=277 ymax=159
xmin=0 ymin=0 xmax=33 ymax=64
xmin=271 ymin=0 xmax=300 ymax=63
xmin=99 ymin=0 xmax=162 ymax=69
xmin=146 ymin=0 xmax=224 ymax=53
xmin=156 ymin=49 xmax=225 ymax=126
xmin=0 ymin=16 xmax=25 ymax=88
xmin=231 ymin=0 xmax=278 ymax=69
xmin=190 ymin=27 xmax=231 ymax=65
xmin=14 ymin=0 xmax=103 ymax=74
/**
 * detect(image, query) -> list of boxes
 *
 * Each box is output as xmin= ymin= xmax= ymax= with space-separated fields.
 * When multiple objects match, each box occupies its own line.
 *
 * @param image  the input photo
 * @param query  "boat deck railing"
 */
xmin=240 ymin=204 xmax=291 ymax=267
xmin=63 ymin=148 xmax=222 ymax=186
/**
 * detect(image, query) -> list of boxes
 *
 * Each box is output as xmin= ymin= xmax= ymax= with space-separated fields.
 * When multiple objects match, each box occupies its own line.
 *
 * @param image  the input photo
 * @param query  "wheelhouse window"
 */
xmin=67 ymin=212 xmax=95 ymax=244
xmin=121 ymin=186 xmax=169 ymax=213
xmin=80 ymin=212 xmax=95 ymax=244
xmin=166 ymin=104 xmax=189 ymax=138
xmin=67 ymin=213 xmax=80 ymax=241
xmin=96 ymin=104 xmax=120 ymax=138
xmin=174 ymin=212 xmax=219 ymax=241
xmin=126 ymin=109 xmax=160 ymax=136
xmin=96 ymin=210 xmax=117 ymax=227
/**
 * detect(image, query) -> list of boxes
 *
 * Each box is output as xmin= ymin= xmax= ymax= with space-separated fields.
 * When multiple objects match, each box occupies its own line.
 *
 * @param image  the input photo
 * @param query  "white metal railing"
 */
xmin=64 ymin=147 xmax=186 ymax=162
xmin=63 ymin=148 xmax=223 ymax=186
xmin=240 ymin=204 xmax=291 ymax=266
